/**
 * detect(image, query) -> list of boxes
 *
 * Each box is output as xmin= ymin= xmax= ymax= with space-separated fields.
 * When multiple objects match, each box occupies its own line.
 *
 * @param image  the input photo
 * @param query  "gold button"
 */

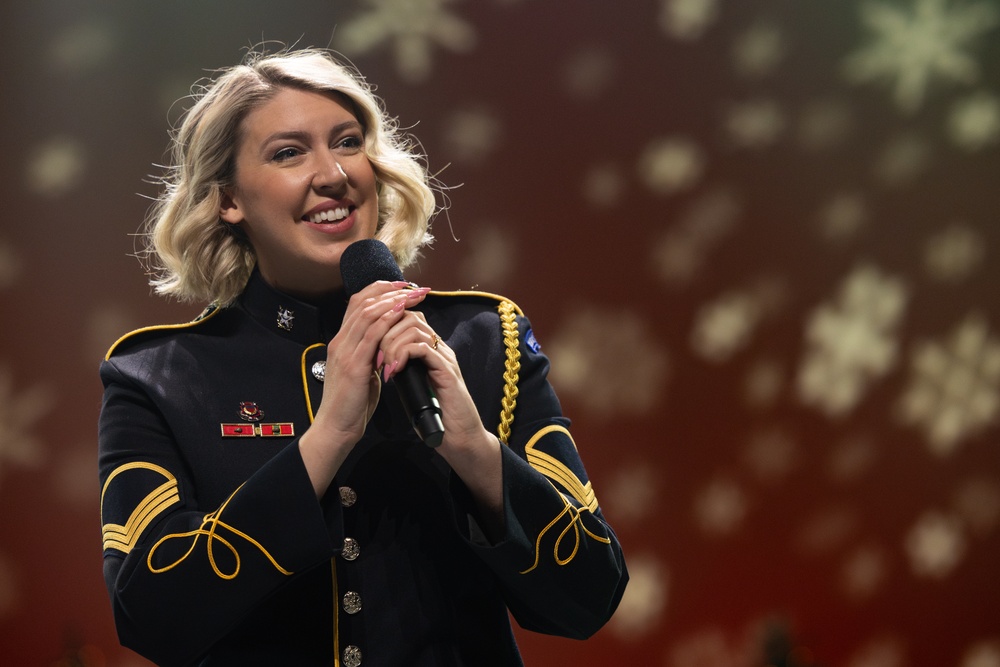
xmin=343 ymin=590 xmax=363 ymax=615
xmin=343 ymin=645 xmax=362 ymax=667
xmin=339 ymin=486 xmax=357 ymax=507
xmin=341 ymin=537 xmax=360 ymax=561
xmin=311 ymin=361 xmax=326 ymax=382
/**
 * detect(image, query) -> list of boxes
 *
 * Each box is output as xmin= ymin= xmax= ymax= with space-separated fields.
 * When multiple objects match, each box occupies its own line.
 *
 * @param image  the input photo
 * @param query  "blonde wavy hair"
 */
xmin=143 ymin=48 xmax=436 ymax=306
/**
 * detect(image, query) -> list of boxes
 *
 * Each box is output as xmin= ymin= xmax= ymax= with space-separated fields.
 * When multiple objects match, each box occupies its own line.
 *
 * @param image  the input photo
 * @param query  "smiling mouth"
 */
xmin=305 ymin=206 xmax=352 ymax=224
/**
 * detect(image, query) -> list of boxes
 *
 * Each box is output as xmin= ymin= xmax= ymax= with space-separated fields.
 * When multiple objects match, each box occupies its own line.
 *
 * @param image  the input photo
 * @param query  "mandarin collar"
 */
xmin=238 ymin=268 xmax=348 ymax=345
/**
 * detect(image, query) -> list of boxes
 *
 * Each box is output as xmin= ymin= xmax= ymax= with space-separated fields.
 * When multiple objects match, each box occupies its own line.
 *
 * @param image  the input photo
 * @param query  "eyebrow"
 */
xmin=258 ymin=121 xmax=364 ymax=150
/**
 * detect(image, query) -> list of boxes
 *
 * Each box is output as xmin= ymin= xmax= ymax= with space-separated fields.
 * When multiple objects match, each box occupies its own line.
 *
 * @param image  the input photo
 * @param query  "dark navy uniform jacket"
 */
xmin=99 ymin=270 xmax=628 ymax=666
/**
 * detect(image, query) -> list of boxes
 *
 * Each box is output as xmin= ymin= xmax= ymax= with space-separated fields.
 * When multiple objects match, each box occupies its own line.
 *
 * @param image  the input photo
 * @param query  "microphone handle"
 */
xmin=393 ymin=360 xmax=445 ymax=447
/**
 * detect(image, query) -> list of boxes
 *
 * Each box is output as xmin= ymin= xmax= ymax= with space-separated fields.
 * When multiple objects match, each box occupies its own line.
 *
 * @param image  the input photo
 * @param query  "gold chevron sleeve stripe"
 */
xmin=101 ymin=462 xmax=180 ymax=555
xmin=523 ymin=425 xmax=599 ymax=512
xmin=103 ymin=481 xmax=180 ymax=553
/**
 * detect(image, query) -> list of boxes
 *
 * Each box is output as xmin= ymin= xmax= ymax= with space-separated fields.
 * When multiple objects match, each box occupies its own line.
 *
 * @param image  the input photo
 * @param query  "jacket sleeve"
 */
xmin=98 ymin=358 xmax=338 ymax=666
xmin=457 ymin=309 xmax=629 ymax=639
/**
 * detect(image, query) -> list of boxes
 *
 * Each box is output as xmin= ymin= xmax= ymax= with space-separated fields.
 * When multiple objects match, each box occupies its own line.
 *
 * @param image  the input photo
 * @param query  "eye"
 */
xmin=272 ymin=147 xmax=302 ymax=162
xmin=336 ymin=135 xmax=364 ymax=151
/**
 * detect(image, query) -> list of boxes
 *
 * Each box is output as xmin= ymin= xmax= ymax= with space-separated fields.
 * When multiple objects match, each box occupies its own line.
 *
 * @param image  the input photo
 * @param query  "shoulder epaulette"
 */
xmin=104 ymin=304 xmax=222 ymax=361
xmin=425 ymin=290 xmax=524 ymax=317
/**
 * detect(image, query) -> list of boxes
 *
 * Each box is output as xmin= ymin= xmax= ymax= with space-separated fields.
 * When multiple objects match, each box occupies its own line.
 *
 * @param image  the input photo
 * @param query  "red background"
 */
xmin=1 ymin=1 xmax=999 ymax=665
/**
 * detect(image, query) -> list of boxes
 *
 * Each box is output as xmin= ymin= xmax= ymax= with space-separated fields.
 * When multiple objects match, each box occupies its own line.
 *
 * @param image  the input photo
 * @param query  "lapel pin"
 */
xmin=277 ymin=306 xmax=295 ymax=331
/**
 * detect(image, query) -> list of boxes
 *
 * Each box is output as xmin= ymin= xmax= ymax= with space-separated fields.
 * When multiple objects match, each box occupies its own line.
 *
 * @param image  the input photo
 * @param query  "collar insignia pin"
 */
xmin=277 ymin=306 xmax=295 ymax=331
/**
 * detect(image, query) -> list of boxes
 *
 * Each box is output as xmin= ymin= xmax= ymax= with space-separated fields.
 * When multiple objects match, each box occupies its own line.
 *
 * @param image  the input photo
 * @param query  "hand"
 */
xmin=379 ymin=310 xmax=504 ymax=520
xmin=298 ymin=281 xmax=430 ymax=496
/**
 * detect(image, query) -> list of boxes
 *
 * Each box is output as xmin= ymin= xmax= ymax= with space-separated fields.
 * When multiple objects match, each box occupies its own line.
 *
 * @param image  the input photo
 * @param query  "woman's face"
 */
xmin=220 ymin=87 xmax=379 ymax=299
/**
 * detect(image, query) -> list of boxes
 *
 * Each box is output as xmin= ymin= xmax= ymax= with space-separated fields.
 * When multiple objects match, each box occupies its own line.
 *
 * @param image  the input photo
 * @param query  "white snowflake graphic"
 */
xmin=652 ymin=230 xmax=703 ymax=285
xmin=668 ymin=626 xmax=757 ymax=667
xmin=561 ymin=47 xmax=616 ymax=100
xmin=52 ymin=440 xmax=100 ymax=507
xmin=725 ymin=98 xmax=786 ymax=148
xmin=905 ymin=510 xmax=966 ymax=578
xmin=86 ymin=304 xmax=140 ymax=365
xmin=457 ymin=222 xmax=515 ymax=289
xmin=651 ymin=189 xmax=741 ymax=286
xmin=796 ymin=506 xmax=856 ymax=553
xmin=796 ymin=98 xmax=854 ymax=151
xmin=817 ymin=192 xmax=869 ymax=242
xmin=951 ymin=477 xmax=1000 ymax=536
xmin=742 ymin=428 xmax=797 ymax=482
xmin=962 ymin=642 xmax=1000 ymax=667
xmin=843 ymin=0 xmax=999 ymax=114
xmin=334 ymin=0 xmax=476 ymax=83
xmin=582 ymin=162 xmax=625 ymax=208
xmin=0 ymin=366 xmax=53 ymax=485
xmin=827 ymin=435 xmax=879 ymax=483
xmin=49 ymin=18 xmax=117 ymax=74
xmin=896 ymin=313 xmax=1000 ymax=456
xmin=873 ymin=133 xmax=931 ymax=187
xmin=602 ymin=461 xmax=659 ymax=523
xmin=691 ymin=278 xmax=789 ymax=363
xmin=607 ymin=553 xmax=669 ymax=639
xmin=693 ymin=476 xmax=748 ymax=536
xmin=847 ymin=637 xmax=907 ymax=667
xmin=638 ymin=136 xmax=706 ymax=196
xmin=442 ymin=106 xmax=501 ymax=163
xmin=797 ymin=265 xmax=908 ymax=417
xmin=924 ymin=222 xmax=984 ymax=283
xmin=841 ymin=544 xmax=888 ymax=599
xmin=691 ymin=292 xmax=761 ymax=363
xmin=546 ymin=307 xmax=669 ymax=417
xmin=949 ymin=90 xmax=1000 ymax=151
xmin=26 ymin=136 xmax=87 ymax=197
xmin=733 ymin=20 xmax=785 ymax=78
xmin=659 ymin=0 xmax=721 ymax=41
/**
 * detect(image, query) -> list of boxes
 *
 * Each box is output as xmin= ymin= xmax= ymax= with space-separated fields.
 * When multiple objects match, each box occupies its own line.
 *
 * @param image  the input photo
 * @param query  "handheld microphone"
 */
xmin=340 ymin=239 xmax=445 ymax=447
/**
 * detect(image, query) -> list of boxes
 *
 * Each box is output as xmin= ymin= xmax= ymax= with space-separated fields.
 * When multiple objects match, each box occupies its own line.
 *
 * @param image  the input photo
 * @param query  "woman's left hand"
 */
xmin=379 ymin=308 xmax=504 ymax=524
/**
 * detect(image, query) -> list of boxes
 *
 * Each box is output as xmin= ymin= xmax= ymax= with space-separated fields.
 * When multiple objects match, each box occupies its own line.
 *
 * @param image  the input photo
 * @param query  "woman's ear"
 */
xmin=219 ymin=190 xmax=243 ymax=225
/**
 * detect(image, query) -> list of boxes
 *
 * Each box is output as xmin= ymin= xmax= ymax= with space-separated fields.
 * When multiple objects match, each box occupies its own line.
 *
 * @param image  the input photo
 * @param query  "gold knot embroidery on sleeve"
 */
xmin=146 ymin=484 xmax=293 ymax=580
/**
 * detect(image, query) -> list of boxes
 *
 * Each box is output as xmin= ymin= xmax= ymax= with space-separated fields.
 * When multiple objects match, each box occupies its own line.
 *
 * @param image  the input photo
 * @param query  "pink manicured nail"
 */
xmin=392 ymin=299 xmax=406 ymax=312
xmin=383 ymin=360 xmax=398 ymax=382
xmin=407 ymin=287 xmax=431 ymax=299
xmin=390 ymin=281 xmax=411 ymax=288
xmin=376 ymin=349 xmax=384 ymax=369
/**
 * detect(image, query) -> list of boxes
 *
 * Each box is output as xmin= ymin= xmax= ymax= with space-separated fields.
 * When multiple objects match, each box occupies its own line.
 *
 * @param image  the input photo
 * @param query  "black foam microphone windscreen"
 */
xmin=340 ymin=239 xmax=405 ymax=296
xmin=339 ymin=239 xmax=445 ymax=447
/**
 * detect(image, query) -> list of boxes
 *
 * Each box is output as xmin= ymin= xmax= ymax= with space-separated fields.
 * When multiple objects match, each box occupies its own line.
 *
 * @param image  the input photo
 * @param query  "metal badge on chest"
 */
xmin=220 ymin=401 xmax=294 ymax=438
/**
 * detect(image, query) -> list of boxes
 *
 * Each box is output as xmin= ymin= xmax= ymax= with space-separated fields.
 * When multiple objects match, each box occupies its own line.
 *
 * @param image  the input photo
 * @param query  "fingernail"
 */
xmin=376 ymin=349 xmax=384 ymax=368
xmin=392 ymin=299 xmax=406 ymax=312
xmin=383 ymin=360 xmax=398 ymax=382
xmin=407 ymin=287 xmax=431 ymax=299
xmin=390 ymin=281 xmax=411 ymax=288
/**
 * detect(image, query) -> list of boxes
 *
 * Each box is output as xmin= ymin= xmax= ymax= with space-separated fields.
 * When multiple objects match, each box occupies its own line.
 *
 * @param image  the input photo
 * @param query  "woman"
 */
xmin=99 ymin=48 xmax=627 ymax=666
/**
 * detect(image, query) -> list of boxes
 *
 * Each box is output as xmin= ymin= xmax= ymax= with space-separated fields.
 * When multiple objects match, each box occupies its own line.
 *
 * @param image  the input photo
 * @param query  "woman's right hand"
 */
xmin=298 ymin=280 xmax=430 ymax=497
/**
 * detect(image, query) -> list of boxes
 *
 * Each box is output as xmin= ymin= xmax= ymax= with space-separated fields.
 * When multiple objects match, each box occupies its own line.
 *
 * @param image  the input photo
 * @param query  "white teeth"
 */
xmin=308 ymin=207 xmax=349 ymax=223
